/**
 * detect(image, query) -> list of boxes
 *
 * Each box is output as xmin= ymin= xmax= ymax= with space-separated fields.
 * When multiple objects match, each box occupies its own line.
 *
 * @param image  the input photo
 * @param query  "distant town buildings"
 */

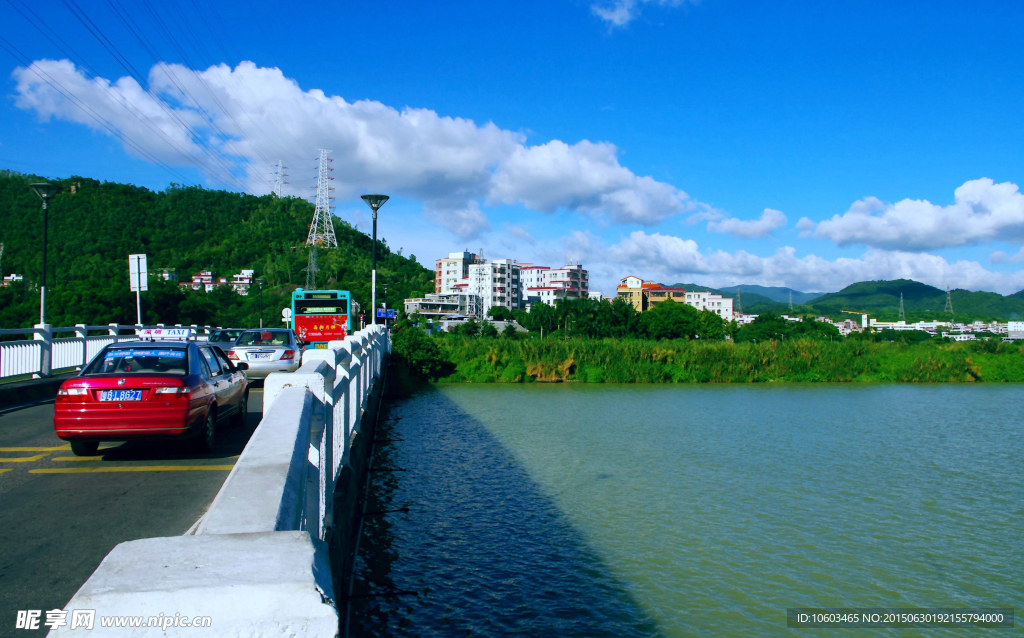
xmin=1 ymin=273 xmax=23 ymax=287
xmin=178 ymin=269 xmax=257 ymax=295
xmin=422 ymin=250 xmax=590 ymax=318
xmin=615 ymin=276 xmax=734 ymax=320
xmin=404 ymin=293 xmax=482 ymax=319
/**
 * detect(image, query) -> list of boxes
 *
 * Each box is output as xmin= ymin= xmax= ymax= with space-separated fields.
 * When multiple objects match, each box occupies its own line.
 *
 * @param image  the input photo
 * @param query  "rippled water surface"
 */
xmin=350 ymin=384 xmax=1023 ymax=637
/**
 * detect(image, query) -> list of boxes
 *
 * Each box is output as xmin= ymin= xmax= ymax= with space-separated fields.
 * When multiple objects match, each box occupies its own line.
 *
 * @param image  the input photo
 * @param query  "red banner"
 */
xmin=294 ymin=314 xmax=348 ymax=343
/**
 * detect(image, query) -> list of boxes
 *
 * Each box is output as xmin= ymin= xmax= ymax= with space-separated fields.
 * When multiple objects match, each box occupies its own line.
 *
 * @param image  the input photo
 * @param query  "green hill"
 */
xmin=667 ymin=282 xmax=789 ymax=314
xmin=807 ymin=279 xmax=1024 ymax=321
xmin=0 ymin=171 xmax=433 ymax=329
xmin=718 ymin=284 xmax=825 ymax=305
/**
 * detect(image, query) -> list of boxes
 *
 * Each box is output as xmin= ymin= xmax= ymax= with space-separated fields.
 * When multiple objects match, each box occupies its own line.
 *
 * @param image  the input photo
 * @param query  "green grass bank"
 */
xmin=423 ymin=336 xmax=1024 ymax=383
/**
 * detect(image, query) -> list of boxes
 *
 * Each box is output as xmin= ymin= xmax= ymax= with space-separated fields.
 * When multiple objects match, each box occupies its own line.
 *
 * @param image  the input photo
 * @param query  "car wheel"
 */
xmin=196 ymin=409 xmax=217 ymax=452
xmin=70 ymin=440 xmax=100 ymax=456
xmin=232 ymin=390 xmax=248 ymax=428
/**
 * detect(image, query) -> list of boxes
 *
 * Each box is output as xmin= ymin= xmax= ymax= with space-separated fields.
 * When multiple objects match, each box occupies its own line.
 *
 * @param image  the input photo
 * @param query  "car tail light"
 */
xmin=57 ymin=386 xmax=89 ymax=403
xmin=281 ymin=350 xmax=296 ymax=360
xmin=227 ymin=349 xmax=239 ymax=361
xmin=155 ymin=386 xmax=191 ymax=398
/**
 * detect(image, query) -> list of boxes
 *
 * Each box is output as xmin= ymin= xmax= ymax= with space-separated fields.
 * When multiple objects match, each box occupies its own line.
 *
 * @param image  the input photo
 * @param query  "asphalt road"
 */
xmin=0 ymin=390 xmax=264 ymax=637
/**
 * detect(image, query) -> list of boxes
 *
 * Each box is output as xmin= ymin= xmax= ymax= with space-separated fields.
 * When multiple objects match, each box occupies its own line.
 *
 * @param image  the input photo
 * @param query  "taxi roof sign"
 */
xmin=137 ymin=328 xmax=194 ymax=341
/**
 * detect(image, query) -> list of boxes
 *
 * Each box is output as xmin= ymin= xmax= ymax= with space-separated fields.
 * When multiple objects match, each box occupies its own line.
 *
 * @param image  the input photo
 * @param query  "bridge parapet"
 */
xmin=48 ymin=325 xmax=391 ymax=637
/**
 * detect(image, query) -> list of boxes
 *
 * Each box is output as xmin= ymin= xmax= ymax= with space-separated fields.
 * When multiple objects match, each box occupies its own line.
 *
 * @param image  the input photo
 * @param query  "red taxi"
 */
xmin=54 ymin=341 xmax=248 ymax=456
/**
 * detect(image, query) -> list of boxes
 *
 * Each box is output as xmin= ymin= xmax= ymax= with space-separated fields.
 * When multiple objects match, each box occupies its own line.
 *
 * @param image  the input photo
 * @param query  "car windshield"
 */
xmin=84 ymin=347 xmax=189 ymax=375
xmin=235 ymin=330 xmax=292 ymax=347
xmin=209 ymin=330 xmax=243 ymax=342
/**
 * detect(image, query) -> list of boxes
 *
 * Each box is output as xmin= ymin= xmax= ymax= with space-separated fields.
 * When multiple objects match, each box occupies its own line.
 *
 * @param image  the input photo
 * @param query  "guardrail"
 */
xmin=0 ymin=323 xmax=217 ymax=382
xmin=50 ymin=325 xmax=390 ymax=637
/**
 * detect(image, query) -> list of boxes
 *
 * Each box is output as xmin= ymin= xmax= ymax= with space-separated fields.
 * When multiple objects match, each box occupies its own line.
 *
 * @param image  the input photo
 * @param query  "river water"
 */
xmin=349 ymin=384 xmax=1023 ymax=637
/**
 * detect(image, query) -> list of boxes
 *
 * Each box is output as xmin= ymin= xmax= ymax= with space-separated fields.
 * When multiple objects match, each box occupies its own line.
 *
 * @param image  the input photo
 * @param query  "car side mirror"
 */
xmin=236 ymin=362 xmax=249 ymax=371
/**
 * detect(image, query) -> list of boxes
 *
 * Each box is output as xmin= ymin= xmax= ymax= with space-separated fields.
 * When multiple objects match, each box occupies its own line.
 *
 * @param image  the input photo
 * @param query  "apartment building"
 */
xmin=231 ymin=270 xmax=255 ymax=295
xmin=404 ymin=292 xmax=482 ymax=319
xmin=435 ymin=251 xmax=484 ymax=294
xmin=1 ymin=273 xmax=23 ymax=287
xmin=522 ymin=263 xmax=590 ymax=307
xmin=468 ymin=258 xmax=521 ymax=315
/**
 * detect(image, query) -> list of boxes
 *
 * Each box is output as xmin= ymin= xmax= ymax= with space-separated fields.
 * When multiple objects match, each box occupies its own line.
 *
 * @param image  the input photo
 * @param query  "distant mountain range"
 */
xmin=665 ymin=279 xmax=1024 ymax=320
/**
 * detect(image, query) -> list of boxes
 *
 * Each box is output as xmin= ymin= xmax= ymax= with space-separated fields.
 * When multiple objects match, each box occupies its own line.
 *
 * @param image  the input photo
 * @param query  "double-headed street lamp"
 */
xmin=30 ymin=183 xmax=58 ymax=325
xmin=256 ymin=277 xmax=267 ymax=328
xmin=360 ymin=194 xmax=389 ymax=325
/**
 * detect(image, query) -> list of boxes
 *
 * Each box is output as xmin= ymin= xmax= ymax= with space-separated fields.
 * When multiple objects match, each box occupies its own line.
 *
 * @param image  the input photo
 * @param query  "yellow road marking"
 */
xmin=0 ymin=445 xmax=69 ymax=452
xmin=0 ymin=454 xmax=48 ymax=463
xmin=31 ymin=465 xmax=235 ymax=474
xmin=0 ymin=469 xmax=11 ymax=474
xmin=51 ymin=456 xmax=104 ymax=461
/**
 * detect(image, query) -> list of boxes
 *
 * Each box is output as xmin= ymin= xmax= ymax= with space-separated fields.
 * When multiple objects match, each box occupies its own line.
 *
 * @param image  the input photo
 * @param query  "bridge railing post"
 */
xmin=75 ymin=324 xmax=88 ymax=369
xmin=32 ymin=324 xmax=52 ymax=378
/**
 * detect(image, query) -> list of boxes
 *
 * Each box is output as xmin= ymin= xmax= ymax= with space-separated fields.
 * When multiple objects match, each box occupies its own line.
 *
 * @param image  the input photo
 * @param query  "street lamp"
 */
xmin=256 ymin=277 xmax=267 ymax=328
xmin=382 ymin=284 xmax=389 ymax=326
xmin=360 ymin=194 xmax=389 ymax=325
xmin=30 ymin=182 xmax=58 ymax=325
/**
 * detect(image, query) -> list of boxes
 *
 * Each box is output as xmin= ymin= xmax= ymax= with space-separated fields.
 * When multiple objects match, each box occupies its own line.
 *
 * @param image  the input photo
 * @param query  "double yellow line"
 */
xmin=0 ymin=445 xmax=235 ymax=474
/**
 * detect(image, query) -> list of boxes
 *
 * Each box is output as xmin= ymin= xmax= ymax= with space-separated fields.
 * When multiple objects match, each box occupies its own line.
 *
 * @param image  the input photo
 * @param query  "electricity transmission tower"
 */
xmin=272 ymin=160 xmax=288 ymax=197
xmin=0 ymin=242 xmax=4 ymax=274
xmin=737 ymin=289 xmax=742 ymax=313
xmin=306 ymin=149 xmax=337 ymax=247
xmin=898 ymin=292 xmax=906 ymax=320
xmin=789 ymin=289 xmax=793 ymax=311
xmin=304 ymin=245 xmax=319 ymax=290
xmin=944 ymin=285 xmax=954 ymax=314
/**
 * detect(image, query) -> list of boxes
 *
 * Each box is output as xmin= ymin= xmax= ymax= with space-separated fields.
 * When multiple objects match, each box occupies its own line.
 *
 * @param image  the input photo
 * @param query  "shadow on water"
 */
xmin=348 ymin=382 xmax=664 ymax=638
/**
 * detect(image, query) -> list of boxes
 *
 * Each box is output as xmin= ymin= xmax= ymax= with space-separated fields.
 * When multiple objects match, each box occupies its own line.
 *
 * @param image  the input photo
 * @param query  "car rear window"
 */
xmin=236 ymin=331 xmax=291 ymax=346
xmin=210 ymin=330 xmax=243 ymax=342
xmin=84 ymin=347 xmax=189 ymax=375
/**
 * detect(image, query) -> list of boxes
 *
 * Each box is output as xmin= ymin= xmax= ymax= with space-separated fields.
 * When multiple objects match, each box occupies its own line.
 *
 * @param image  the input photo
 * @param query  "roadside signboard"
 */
xmin=129 ymin=254 xmax=148 ymax=292
xmin=376 ymin=308 xmax=396 ymax=319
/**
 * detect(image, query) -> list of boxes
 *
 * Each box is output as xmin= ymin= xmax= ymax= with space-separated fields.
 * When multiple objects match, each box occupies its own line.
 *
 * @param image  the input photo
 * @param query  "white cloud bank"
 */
xmin=591 ymin=0 xmax=694 ymax=27
xmin=801 ymin=178 xmax=1024 ymax=251
xmin=700 ymin=207 xmax=787 ymax=238
xmin=13 ymin=59 xmax=699 ymax=239
xmin=569 ymin=230 xmax=1024 ymax=294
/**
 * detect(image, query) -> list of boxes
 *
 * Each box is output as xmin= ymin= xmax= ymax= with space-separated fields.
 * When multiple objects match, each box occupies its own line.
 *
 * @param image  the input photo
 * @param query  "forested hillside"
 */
xmin=807 ymin=279 xmax=1024 ymax=320
xmin=0 ymin=171 xmax=434 ymax=328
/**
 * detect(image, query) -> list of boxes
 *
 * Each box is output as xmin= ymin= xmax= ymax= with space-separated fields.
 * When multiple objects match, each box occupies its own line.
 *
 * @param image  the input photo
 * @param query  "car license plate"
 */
xmin=99 ymin=389 xmax=142 ymax=401
xmin=249 ymin=353 xmax=272 ymax=360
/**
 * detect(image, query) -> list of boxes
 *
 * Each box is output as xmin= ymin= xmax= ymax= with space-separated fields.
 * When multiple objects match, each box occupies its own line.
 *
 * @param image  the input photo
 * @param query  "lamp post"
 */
xmin=30 ymin=183 xmax=58 ymax=325
xmin=382 ymin=284 xmax=389 ymax=326
xmin=360 ymin=194 xmax=389 ymax=325
xmin=256 ymin=277 xmax=267 ymax=328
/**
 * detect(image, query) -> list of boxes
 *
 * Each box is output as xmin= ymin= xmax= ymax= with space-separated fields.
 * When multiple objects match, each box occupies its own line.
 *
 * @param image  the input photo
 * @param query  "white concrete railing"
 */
xmin=50 ymin=325 xmax=391 ymax=637
xmin=0 ymin=323 xmax=217 ymax=381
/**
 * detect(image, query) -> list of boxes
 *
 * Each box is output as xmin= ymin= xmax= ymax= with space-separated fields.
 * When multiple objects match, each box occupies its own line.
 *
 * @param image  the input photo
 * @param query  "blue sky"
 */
xmin=2 ymin=0 xmax=1024 ymax=294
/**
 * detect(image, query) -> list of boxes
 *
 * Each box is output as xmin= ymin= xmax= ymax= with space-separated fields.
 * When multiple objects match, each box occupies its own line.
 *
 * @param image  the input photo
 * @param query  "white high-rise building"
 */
xmin=468 ymin=259 xmax=521 ymax=316
xmin=522 ymin=264 xmax=589 ymax=307
xmin=435 ymin=251 xmax=484 ymax=294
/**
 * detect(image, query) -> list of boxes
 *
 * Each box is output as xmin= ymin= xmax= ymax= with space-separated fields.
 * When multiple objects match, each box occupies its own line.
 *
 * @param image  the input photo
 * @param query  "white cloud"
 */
xmin=990 ymin=247 xmax=1024 ymax=264
xmin=12 ymin=59 xmax=700 ymax=232
xmin=591 ymin=0 xmax=694 ymax=27
xmin=503 ymin=223 xmax=535 ymax=245
xmin=704 ymin=207 xmax=787 ymax=238
xmin=588 ymin=230 xmax=1024 ymax=294
xmin=424 ymin=201 xmax=491 ymax=240
xmin=808 ymin=178 xmax=1024 ymax=251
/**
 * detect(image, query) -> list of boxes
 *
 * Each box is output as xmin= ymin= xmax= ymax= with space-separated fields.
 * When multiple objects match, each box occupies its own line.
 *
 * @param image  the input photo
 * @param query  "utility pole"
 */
xmin=898 ymin=292 xmax=906 ymax=320
xmin=944 ymin=285 xmax=954 ymax=314
xmin=307 ymin=150 xmax=337 ymax=247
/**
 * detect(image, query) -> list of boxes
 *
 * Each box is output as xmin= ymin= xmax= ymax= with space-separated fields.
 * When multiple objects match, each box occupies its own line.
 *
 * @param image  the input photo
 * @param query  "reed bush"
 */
xmin=432 ymin=336 xmax=1024 ymax=383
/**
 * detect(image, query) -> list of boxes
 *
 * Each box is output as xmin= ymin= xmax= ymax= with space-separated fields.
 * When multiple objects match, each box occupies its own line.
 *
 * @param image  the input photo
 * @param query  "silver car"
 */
xmin=207 ymin=329 xmax=245 ymax=353
xmin=228 ymin=329 xmax=302 ymax=379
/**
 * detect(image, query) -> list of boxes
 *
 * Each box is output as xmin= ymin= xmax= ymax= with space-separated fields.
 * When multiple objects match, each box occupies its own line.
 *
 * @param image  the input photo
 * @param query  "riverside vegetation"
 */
xmin=393 ymin=298 xmax=1024 ymax=383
